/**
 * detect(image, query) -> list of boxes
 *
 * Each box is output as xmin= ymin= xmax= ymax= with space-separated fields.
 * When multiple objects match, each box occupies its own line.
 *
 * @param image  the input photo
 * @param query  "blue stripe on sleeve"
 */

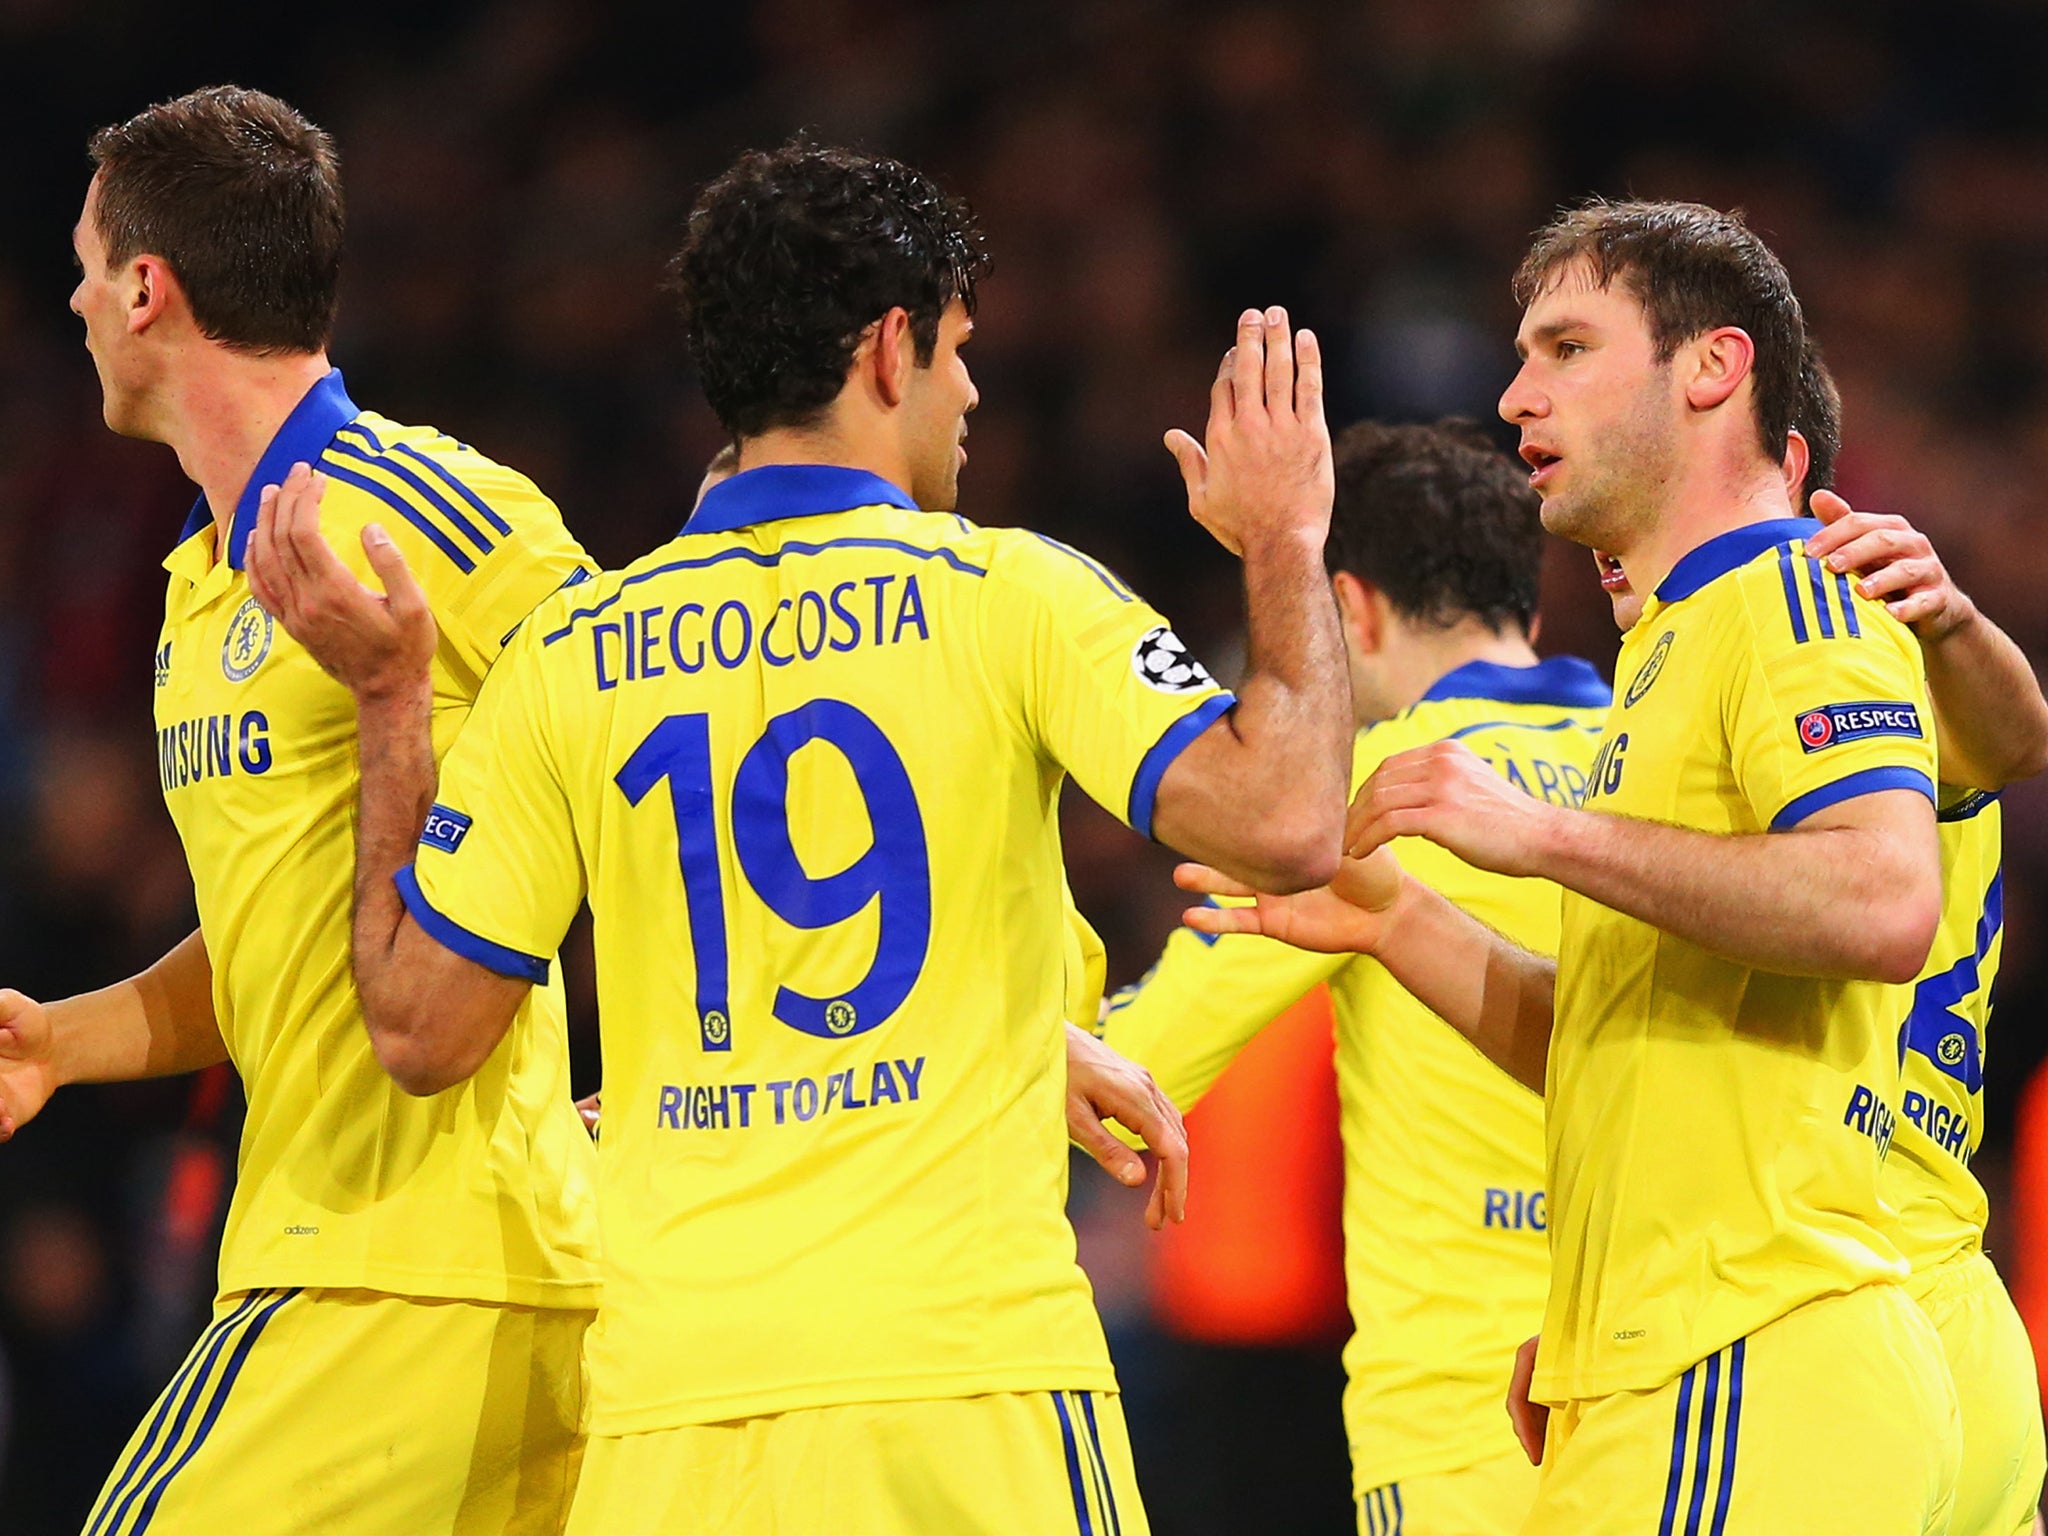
xmin=1805 ymin=558 xmax=1836 ymax=640
xmin=318 ymin=459 xmax=477 ymax=572
xmin=1834 ymin=573 xmax=1861 ymax=637
xmin=394 ymin=864 xmax=550 ymax=983
xmin=1053 ymin=1392 xmax=1095 ymax=1536
xmin=1770 ymin=765 xmax=1936 ymax=831
xmin=391 ymin=443 xmax=515 ymax=537
xmin=327 ymin=441 xmax=497 ymax=556
xmin=1775 ymin=545 xmax=1809 ymax=643
xmin=1708 ymin=1340 xmax=1744 ymax=1536
xmin=1127 ymin=693 xmax=1237 ymax=840
xmin=1032 ymin=532 xmax=1135 ymax=601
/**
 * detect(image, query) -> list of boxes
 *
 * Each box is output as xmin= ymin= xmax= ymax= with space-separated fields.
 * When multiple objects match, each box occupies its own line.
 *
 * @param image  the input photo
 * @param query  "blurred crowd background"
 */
xmin=3 ymin=0 xmax=2048 ymax=1529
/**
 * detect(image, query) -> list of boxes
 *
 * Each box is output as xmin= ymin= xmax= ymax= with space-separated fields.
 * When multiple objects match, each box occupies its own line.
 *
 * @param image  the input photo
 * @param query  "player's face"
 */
xmin=1499 ymin=261 xmax=1678 ymax=559
xmin=69 ymin=177 xmax=149 ymax=437
xmin=901 ymin=299 xmax=978 ymax=512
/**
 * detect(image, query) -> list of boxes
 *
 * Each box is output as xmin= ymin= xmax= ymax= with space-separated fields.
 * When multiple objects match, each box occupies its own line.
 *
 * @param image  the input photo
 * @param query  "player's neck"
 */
xmin=1372 ymin=622 xmax=1539 ymax=722
xmin=156 ymin=349 xmax=333 ymax=555
xmin=734 ymin=424 xmax=913 ymax=503
xmin=1619 ymin=454 xmax=1793 ymax=602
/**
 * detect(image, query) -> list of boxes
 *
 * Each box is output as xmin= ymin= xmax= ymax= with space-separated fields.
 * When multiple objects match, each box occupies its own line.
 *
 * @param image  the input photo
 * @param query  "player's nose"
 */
xmin=1498 ymin=362 xmax=1544 ymax=425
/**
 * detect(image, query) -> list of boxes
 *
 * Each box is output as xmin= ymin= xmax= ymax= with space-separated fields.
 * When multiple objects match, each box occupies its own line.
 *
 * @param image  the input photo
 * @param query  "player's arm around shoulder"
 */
xmin=248 ymin=465 xmax=535 ymax=1094
xmin=1805 ymin=489 xmax=2048 ymax=790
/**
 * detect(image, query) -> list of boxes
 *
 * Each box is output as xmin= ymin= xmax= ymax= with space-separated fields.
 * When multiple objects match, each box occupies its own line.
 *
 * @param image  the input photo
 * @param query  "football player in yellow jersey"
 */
xmin=1591 ymin=359 xmax=2048 ymax=1536
xmin=1098 ymin=417 xmax=1604 ymax=1536
xmin=1180 ymin=201 xmax=1966 ymax=1534
xmin=249 ymin=141 xmax=1355 ymax=1536
xmin=0 ymin=89 xmax=600 ymax=1534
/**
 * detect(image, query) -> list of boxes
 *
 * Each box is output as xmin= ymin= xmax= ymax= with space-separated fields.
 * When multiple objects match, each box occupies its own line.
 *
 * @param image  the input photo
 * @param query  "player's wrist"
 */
xmin=351 ymin=667 xmax=434 ymax=713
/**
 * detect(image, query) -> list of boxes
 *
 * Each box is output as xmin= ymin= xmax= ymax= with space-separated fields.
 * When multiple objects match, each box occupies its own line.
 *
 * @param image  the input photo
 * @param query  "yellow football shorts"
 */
xmin=1906 ymin=1251 xmax=2046 ymax=1536
xmin=1523 ymin=1282 xmax=1959 ymax=1536
xmin=83 ymin=1287 xmax=590 ymax=1536
xmin=565 ymin=1388 xmax=1147 ymax=1536
xmin=1357 ymin=1446 xmax=1539 ymax=1535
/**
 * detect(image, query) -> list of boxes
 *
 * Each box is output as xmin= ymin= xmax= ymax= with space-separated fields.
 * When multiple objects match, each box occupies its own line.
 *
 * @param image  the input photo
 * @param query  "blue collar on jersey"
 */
xmin=684 ymin=464 xmax=918 ymax=535
xmin=1419 ymin=655 xmax=1612 ymax=709
xmin=176 ymin=368 xmax=362 ymax=570
xmin=1654 ymin=517 xmax=1821 ymax=604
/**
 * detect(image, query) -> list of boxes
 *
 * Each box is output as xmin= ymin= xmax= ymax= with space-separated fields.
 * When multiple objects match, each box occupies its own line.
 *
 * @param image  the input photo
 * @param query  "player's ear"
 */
xmin=1332 ymin=570 xmax=1384 ymax=657
xmin=871 ymin=307 xmax=917 ymax=409
xmin=1782 ymin=429 xmax=1811 ymax=508
xmin=1682 ymin=325 xmax=1754 ymax=415
xmin=127 ymin=253 xmax=181 ymax=336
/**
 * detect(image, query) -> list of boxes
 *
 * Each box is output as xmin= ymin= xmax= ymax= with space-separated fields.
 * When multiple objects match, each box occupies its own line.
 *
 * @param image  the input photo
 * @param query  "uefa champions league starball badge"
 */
xmin=1130 ymin=626 xmax=1214 ymax=694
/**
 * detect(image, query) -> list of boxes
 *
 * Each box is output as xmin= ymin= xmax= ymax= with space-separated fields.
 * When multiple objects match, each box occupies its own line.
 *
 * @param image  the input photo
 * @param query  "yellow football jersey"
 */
xmin=1100 ymin=656 xmax=1608 ymax=1492
xmin=1544 ymin=517 xmax=1937 ymax=1404
xmin=1886 ymin=787 xmax=2001 ymax=1270
xmin=155 ymin=369 xmax=601 ymax=1307
xmin=404 ymin=464 xmax=1239 ymax=1433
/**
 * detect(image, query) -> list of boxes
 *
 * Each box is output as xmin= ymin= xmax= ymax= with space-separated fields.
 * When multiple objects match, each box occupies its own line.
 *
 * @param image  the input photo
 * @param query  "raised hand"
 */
xmin=1176 ymin=846 xmax=1405 ymax=956
xmin=0 ymin=989 xmax=59 ymax=1142
xmin=1065 ymin=1025 xmax=1188 ymax=1230
xmin=1345 ymin=741 xmax=1561 ymax=878
xmin=1164 ymin=306 xmax=1333 ymax=559
xmin=1804 ymin=489 xmax=1975 ymax=639
xmin=245 ymin=461 xmax=438 ymax=702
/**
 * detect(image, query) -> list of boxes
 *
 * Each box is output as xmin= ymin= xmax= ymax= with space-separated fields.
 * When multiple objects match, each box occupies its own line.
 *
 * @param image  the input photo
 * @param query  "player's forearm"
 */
xmin=47 ymin=928 xmax=226 ymax=1084
xmin=1372 ymin=875 xmax=1554 ymax=1092
xmin=1922 ymin=603 xmax=2048 ymax=789
xmin=348 ymin=679 xmax=441 ymax=1035
xmin=1153 ymin=531 xmax=1350 ymax=891
xmin=1532 ymin=806 xmax=1937 ymax=983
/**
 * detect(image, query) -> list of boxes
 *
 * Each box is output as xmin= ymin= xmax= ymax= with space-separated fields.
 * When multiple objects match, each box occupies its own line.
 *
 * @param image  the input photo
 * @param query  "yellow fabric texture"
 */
xmin=1545 ymin=523 xmax=1937 ymax=1402
xmin=410 ymin=473 xmax=1233 ymax=1432
xmin=1355 ymin=1446 xmax=1540 ymax=1536
xmin=564 ymin=1390 xmax=1147 ymax=1536
xmin=154 ymin=373 xmax=599 ymax=1307
xmin=1888 ymin=789 xmax=2002 ymax=1271
xmin=1905 ymin=1251 xmax=2046 ymax=1536
xmin=1100 ymin=658 xmax=1607 ymax=1491
xmin=84 ymin=1287 xmax=589 ymax=1536
xmin=1524 ymin=1285 xmax=1957 ymax=1536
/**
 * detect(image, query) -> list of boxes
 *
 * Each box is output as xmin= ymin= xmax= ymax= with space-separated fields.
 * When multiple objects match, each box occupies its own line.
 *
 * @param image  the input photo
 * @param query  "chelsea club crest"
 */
xmin=222 ymin=597 xmax=274 ymax=682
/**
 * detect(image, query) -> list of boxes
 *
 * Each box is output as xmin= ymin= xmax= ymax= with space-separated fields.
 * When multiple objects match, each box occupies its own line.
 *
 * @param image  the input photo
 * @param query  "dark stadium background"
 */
xmin=3 ymin=1 xmax=2047 ymax=1529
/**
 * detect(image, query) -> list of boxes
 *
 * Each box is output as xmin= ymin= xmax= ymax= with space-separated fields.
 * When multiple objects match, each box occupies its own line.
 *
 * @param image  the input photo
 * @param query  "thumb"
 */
xmin=1163 ymin=429 xmax=1208 ymax=498
xmin=1808 ymin=487 xmax=1851 ymax=523
xmin=361 ymin=526 xmax=430 ymax=621
xmin=0 ymin=990 xmax=40 ymax=1052
xmin=1070 ymin=1108 xmax=1148 ymax=1187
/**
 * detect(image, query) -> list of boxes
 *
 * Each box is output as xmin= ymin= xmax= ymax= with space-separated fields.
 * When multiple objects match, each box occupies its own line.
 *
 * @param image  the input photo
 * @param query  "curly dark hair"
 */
xmin=1324 ymin=419 xmax=1542 ymax=634
xmin=89 ymin=86 xmax=342 ymax=354
xmin=668 ymin=139 xmax=991 ymax=439
xmin=1514 ymin=199 xmax=1805 ymax=467
xmin=1792 ymin=339 xmax=1842 ymax=504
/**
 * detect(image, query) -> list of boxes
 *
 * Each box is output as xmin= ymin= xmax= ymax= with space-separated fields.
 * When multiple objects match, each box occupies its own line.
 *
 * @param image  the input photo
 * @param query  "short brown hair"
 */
xmin=1514 ymin=199 xmax=1804 ymax=465
xmin=88 ymin=86 xmax=343 ymax=354
xmin=1325 ymin=419 xmax=1541 ymax=635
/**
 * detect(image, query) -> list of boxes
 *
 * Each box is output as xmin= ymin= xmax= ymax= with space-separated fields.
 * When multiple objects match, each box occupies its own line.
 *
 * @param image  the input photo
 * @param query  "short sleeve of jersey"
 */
xmin=317 ymin=423 xmax=594 ymax=687
xmin=402 ymin=622 xmax=586 ymax=980
xmin=979 ymin=532 xmax=1235 ymax=837
xmin=1726 ymin=564 xmax=1937 ymax=830
xmin=1097 ymin=725 xmax=1413 ymax=1109
xmin=1100 ymin=916 xmax=1344 ymax=1114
